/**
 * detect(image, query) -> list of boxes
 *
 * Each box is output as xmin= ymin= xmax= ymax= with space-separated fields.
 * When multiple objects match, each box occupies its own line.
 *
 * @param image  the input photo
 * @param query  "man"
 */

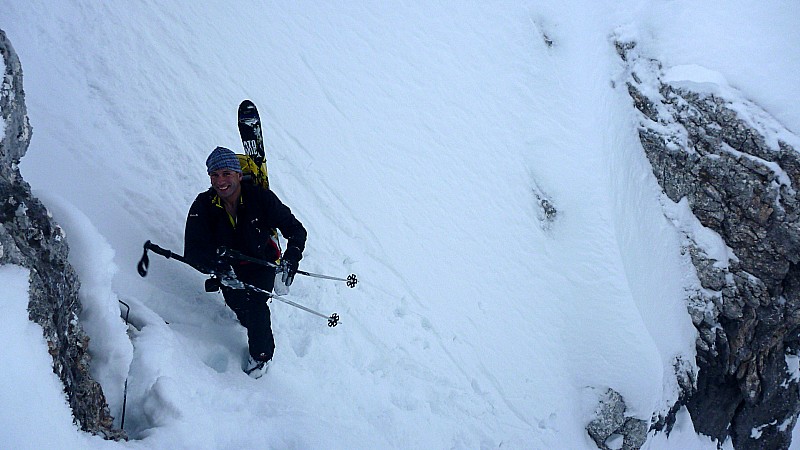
xmin=184 ymin=146 xmax=307 ymax=378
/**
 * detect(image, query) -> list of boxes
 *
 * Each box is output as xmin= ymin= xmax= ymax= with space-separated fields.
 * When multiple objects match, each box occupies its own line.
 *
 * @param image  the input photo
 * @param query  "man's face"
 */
xmin=210 ymin=169 xmax=243 ymax=202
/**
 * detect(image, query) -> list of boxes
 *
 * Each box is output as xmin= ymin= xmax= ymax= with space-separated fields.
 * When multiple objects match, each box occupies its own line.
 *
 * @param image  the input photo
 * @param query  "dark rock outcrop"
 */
xmin=0 ymin=28 xmax=124 ymax=440
xmin=618 ymin=39 xmax=800 ymax=449
xmin=587 ymin=388 xmax=648 ymax=450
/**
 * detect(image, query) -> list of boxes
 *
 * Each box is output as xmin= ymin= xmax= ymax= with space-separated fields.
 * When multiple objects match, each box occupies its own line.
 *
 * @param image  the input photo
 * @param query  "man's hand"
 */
xmin=280 ymin=247 xmax=302 ymax=287
xmin=207 ymin=260 xmax=245 ymax=290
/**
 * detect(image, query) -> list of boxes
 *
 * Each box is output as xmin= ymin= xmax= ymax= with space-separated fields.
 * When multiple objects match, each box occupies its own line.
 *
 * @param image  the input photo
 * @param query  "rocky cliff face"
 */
xmin=617 ymin=39 xmax=800 ymax=449
xmin=0 ymin=28 xmax=123 ymax=440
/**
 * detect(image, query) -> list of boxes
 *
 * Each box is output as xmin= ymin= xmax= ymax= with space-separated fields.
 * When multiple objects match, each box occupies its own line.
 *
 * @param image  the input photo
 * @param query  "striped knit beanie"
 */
xmin=206 ymin=146 xmax=242 ymax=174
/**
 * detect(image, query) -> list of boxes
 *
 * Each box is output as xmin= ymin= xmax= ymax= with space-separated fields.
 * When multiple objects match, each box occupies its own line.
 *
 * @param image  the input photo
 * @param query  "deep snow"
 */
xmin=1 ymin=1 xmax=798 ymax=449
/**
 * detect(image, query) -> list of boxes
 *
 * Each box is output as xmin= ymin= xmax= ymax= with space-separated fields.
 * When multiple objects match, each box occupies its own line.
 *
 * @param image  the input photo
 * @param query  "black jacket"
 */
xmin=184 ymin=183 xmax=307 ymax=288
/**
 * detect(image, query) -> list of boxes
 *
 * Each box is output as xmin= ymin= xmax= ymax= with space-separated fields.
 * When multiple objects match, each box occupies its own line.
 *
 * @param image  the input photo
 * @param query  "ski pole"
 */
xmin=118 ymin=300 xmax=130 ymax=430
xmin=137 ymin=240 xmax=202 ymax=277
xmin=222 ymin=276 xmax=340 ymax=327
xmin=217 ymin=246 xmax=358 ymax=288
xmin=137 ymin=241 xmax=340 ymax=327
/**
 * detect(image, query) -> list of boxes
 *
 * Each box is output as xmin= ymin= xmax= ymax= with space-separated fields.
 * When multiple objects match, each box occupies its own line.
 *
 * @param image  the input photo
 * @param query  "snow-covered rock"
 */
xmin=0 ymin=28 xmax=123 ymax=440
xmin=619 ymin=38 xmax=800 ymax=449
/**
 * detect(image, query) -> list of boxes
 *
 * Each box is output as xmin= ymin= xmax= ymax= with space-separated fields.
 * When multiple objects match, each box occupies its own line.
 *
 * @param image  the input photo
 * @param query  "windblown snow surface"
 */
xmin=1 ymin=1 xmax=799 ymax=449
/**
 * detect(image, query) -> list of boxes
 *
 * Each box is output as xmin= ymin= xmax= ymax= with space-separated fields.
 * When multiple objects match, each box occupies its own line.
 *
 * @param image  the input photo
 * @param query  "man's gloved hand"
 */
xmin=208 ymin=259 xmax=233 ymax=277
xmin=207 ymin=260 xmax=245 ymax=289
xmin=279 ymin=246 xmax=302 ymax=287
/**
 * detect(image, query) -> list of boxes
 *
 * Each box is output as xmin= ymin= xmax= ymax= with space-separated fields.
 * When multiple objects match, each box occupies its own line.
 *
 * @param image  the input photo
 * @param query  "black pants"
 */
xmin=222 ymin=267 xmax=275 ymax=361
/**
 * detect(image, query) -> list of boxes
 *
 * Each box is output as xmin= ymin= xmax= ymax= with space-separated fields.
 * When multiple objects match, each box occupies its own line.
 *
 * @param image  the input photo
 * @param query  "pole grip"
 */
xmin=145 ymin=240 xmax=174 ymax=259
xmin=138 ymin=240 xmax=196 ymax=277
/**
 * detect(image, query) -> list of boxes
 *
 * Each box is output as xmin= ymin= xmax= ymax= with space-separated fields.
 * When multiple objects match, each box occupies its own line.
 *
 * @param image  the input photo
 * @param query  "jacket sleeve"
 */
xmin=262 ymin=189 xmax=307 ymax=255
xmin=184 ymin=193 xmax=217 ymax=270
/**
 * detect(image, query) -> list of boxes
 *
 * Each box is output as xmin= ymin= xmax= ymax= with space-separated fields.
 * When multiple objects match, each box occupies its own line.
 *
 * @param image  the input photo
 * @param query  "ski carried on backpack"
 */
xmin=237 ymin=99 xmax=269 ymax=189
xmin=237 ymin=99 xmax=281 ymax=260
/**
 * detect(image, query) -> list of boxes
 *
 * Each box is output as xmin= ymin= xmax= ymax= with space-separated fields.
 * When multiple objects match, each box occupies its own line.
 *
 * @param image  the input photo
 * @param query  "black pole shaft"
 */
xmin=118 ymin=300 xmax=131 ymax=430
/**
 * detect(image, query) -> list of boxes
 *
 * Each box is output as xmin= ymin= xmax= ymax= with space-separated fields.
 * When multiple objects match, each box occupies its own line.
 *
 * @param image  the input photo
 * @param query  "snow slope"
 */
xmin=1 ymin=1 xmax=798 ymax=448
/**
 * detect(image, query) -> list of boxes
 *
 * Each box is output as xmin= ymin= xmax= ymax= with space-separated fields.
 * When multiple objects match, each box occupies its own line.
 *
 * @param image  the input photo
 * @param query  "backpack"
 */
xmin=235 ymin=154 xmax=281 ymax=263
xmin=236 ymin=154 xmax=269 ymax=190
